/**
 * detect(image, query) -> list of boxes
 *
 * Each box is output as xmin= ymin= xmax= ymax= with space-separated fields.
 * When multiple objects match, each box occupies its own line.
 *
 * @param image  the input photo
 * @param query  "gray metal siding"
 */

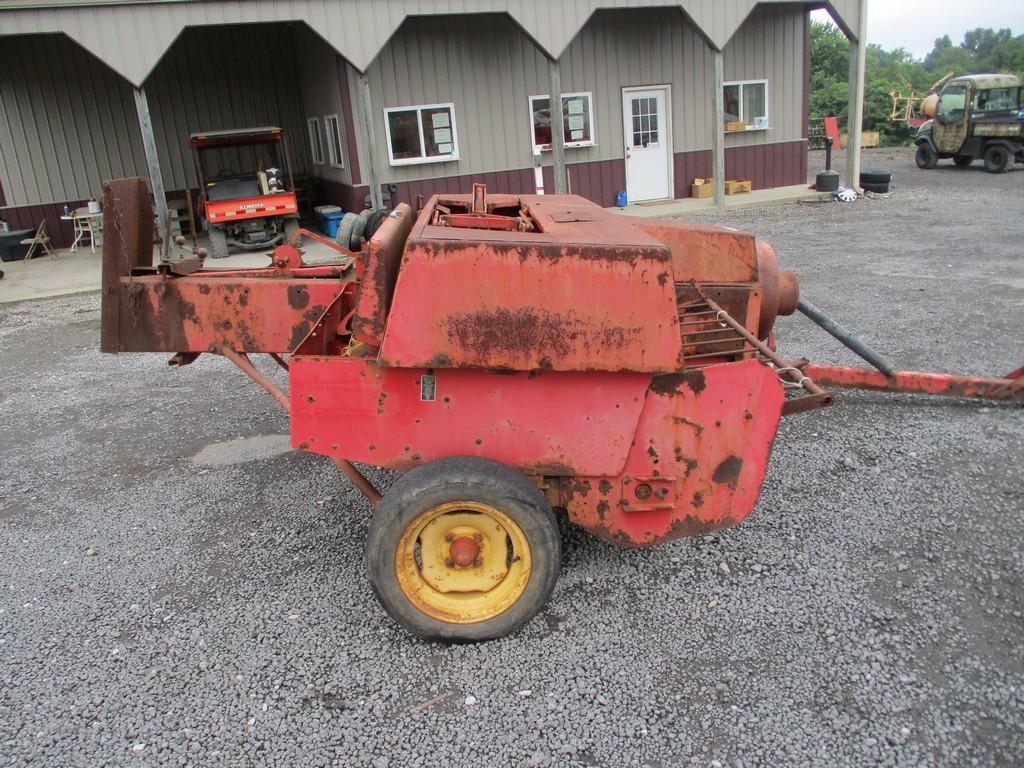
xmin=722 ymin=4 xmax=808 ymax=147
xmin=0 ymin=33 xmax=146 ymax=207
xmin=361 ymin=4 xmax=806 ymax=186
xmin=0 ymin=1 xmax=863 ymax=85
xmin=363 ymin=14 xmax=549 ymax=186
xmin=293 ymin=24 xmax=353 ymax=187
xmin=144 ymin=24 xmax=309 ymax=192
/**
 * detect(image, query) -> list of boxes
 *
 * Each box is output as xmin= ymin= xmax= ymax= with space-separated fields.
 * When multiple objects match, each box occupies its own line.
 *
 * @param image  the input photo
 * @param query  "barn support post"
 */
xmin=845 ymin=0 xmax=869 ymax=192
xmin=132 ymin=86 xmax=167 ymax=260
xmin=548 ymin=58 xmax=568 ymax=195
xmin=712 ymin=49 xmax=726 ymax=211
xmin=358 ymin=74 xmax=384 ymax=211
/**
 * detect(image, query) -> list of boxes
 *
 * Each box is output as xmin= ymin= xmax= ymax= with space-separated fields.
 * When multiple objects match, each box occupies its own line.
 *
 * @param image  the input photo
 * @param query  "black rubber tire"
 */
xmin=365 ymin=208 xmax=391 ymax=240
xmin=984 ymin=144 xmax=1012 ymax=174
xmin=207 ymin=225 xmax=230 ymax=259
xmin=282 ymin=216 xmax=300 ymax=245
xmin=350 ymin=209 xmax=373 ymax=250
xmin=953 ymin=155 xmax=974 ymax=168
xmin=335 ymin=212 xmax=359 ymax=252
xmin=915 ymin=143 xmax=938 ymax=170
xmin=859 ymin=169 xmax=892 ymax=185
xmin=366 ymin=456 xmax=561 ymax=642
xmin=861 ymin=181 xmax=891 ymax=194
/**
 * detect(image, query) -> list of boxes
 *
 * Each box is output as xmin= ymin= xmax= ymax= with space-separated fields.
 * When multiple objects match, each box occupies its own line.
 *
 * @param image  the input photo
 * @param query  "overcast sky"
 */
xmin=812 ymin=1 xmax=1024 ymax=59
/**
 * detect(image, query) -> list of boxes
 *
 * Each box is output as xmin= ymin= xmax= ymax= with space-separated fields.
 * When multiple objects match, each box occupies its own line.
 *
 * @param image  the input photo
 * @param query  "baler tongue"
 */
xmin=751 ymin=295 xmax=1022 ymax=409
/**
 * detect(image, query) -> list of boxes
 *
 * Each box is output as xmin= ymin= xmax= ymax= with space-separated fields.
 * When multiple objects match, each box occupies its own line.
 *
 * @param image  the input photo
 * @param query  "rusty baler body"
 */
xmin=100 ymin=178 xmax=1021 ymax=552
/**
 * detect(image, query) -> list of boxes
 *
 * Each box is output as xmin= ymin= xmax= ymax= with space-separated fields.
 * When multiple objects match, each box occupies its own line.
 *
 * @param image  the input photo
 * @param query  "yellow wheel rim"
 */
xmin=395 ymin=501 xmax=532 ymax=624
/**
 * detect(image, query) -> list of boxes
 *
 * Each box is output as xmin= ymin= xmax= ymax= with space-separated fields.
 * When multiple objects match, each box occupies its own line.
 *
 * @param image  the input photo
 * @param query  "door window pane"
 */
xmin=631 ymin=96 xmax=659 ymax=147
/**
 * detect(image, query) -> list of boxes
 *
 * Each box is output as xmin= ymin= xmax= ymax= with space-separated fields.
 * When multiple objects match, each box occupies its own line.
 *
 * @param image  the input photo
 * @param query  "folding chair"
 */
xmin=21 ymin=220 xmax=56 ymax=260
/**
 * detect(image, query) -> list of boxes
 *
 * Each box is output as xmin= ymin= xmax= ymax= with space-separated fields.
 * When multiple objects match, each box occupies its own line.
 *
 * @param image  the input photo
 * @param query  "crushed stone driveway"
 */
xmin=0 ymin=147 xmax=1022 ymax=767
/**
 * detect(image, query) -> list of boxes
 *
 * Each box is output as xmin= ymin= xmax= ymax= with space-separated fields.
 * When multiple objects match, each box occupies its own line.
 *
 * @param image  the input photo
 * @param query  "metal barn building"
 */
xmin=0 ymin=0 xmax=868 ymax=248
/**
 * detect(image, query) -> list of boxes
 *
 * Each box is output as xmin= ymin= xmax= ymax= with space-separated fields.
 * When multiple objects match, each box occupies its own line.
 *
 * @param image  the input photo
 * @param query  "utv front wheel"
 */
xmin=984 ymin=145 xmax=1011 ymax=174
xmin=207 ymin=225 xmax=229 ymax=259
xmin=366 ymin=457 xmax=561 ymax=642
xmin=915 ymin=143 xmax=938 ymax=170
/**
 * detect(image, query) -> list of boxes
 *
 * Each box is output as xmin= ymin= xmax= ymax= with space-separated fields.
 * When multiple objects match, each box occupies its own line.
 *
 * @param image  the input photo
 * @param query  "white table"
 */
xmin=61 ymin=210 xmax=103 ymax=253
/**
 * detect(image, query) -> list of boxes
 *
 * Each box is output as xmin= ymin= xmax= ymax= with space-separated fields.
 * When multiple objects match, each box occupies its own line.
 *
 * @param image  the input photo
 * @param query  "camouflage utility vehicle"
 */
xmin=915 ymin=74 xmax=1024 ymax=173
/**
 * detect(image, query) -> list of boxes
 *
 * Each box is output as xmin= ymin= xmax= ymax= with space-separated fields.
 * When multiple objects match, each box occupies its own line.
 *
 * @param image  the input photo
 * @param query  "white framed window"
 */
xmin=383 ymin=103 xmax=459 ymax=166
xmin=530 ymin=92 xmax=595 ymax=151
xmin=723 ymin=80 xmax=769 ymax=131
xmin=307 ymin=117 xmax=324 ymax=165
xmin=324 ymin=114 xmax=344 ymax=169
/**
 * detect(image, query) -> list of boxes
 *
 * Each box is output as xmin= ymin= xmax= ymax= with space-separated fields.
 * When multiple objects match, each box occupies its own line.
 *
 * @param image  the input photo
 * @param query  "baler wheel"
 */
xmin=366 ymin=457 xmax=561 ymax=641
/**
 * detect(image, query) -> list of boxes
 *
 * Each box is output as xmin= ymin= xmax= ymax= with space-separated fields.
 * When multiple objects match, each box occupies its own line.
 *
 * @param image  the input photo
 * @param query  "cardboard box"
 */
xmin=839 ymin=131 xmax=881 ymax=149
xmin=691 ymin=178 xmax=714 ymax=199
xmin=725 ymin=179 xmax=752 ymax=195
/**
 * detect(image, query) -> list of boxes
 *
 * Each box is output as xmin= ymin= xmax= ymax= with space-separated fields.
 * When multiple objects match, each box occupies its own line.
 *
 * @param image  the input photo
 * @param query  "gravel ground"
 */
xmin=0 ymin=146 xmax=1022 ymax=767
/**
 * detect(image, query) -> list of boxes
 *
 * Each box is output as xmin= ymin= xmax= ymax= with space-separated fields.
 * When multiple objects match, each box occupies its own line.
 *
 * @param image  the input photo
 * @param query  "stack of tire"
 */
xmin=860 ymin=169 xmax=892 ymax=194
xmin=335 ymin=207 xmax=392 ymax=252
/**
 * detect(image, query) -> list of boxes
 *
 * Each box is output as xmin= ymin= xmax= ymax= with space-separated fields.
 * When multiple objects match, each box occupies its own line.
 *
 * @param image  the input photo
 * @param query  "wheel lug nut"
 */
xmin=444 ymin=534 xmax=455 ymax=543
xmin=473 ymin=533 xmax=483 ymax=543
xmin=473 ymin=558 xmax=482 ymax=568
xmin=445 ymin=558 xmax=454 ymax=568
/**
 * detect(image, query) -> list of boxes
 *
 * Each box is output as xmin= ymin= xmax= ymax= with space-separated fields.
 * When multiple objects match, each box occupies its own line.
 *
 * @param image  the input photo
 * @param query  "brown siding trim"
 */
xmin=308 ymin=140 xmax=809 ymax=216
xmin=675 ymin=140 xmax=808 ymax=197
xmin=337 ymin=57 xmax=362 ymax=186
xmin=1 ymin=186 xmax=198 ymax=249
xmin=2 ymin=200 xmax=87 ymax=249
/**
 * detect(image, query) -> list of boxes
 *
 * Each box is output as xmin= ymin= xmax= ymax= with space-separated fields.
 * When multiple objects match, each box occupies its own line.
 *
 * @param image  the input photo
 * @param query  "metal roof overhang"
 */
xmin=0 ymin=0 xmax=865 ymax=86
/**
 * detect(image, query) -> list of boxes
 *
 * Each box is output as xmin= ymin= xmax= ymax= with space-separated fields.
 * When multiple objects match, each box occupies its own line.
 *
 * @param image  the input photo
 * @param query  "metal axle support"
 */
xmin=217 ymin=346 xmax=383 ymax=507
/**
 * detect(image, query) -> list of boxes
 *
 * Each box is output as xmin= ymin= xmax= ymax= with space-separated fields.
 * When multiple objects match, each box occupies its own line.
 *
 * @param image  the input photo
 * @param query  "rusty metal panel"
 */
xmin=633 ymin=219 xmax=758 ymax=283
xmin=109 ymin=277 xmax=345 ymax=353
xmin=288 ymin=357 xmax=651 ymax=475
xmin=562 ymin=359 xmax=784 ymax=548
xmin=378 ymin=194 xmax=682 ymax=372
xmin=101 ymin=178 xmax=153 ymax=354
xmin=351 ymin=204 xmax=415 ymax=346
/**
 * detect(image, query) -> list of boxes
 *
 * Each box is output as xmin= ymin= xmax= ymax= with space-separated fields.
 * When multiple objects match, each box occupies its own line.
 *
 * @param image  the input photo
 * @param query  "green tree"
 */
xmin=812 ymin=23 xmax=1024 ymax=147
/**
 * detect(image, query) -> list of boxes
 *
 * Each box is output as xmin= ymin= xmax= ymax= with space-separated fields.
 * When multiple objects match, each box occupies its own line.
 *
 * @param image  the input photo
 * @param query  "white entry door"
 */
xmin=622 ymin=86 xmax=672 ymax=202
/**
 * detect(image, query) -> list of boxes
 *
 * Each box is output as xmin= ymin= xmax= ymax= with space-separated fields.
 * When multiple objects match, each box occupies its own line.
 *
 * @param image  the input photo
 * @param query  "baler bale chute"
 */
xmin=100 ymin=178 xmax=1022 ymax=642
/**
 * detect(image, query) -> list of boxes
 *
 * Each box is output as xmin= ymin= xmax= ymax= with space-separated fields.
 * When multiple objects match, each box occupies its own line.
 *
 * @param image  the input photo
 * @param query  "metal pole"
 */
xmin=846 ymin=0 xmax=869 ymax=193
xmin=132 ymin=86 xmax=167 ymax=261
xmin=797 ymin=298 xmax=896 ymax=376
xmin=358 ymin=75 xmax=384 ymax=211
xmin=548 ymin=58 xmax=568 ymax=195
xmin=712 ymin=50 xmax=726 ymax=211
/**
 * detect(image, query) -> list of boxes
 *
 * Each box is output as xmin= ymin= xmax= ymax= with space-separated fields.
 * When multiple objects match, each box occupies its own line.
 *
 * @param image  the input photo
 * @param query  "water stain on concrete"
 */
xmin=192 ymin=434 xmax=291 ymax=468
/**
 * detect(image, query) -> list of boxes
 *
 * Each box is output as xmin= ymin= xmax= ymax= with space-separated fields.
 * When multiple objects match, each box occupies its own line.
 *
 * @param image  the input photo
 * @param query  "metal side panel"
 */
xmin=563 ymin=359 xmax=785 ymax=548
xmin=288 ymin=357 xmax=652 ymax=476
xmin=377 ymin=240 xmax=683 ymax=373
